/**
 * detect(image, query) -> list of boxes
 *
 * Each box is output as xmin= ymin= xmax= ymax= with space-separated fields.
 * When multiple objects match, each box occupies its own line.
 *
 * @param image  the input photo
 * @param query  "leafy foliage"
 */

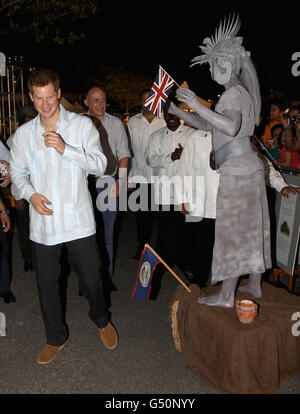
xmin=79 ymin=65 xmax=153 ymax=116
xmin=0 ymin=0 xmax=99 ymax=43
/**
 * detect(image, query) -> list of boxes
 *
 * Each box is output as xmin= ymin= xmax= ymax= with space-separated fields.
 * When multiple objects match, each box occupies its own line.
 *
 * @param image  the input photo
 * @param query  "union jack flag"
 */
xmin=144 ymin=66 xmax=176 ymax=117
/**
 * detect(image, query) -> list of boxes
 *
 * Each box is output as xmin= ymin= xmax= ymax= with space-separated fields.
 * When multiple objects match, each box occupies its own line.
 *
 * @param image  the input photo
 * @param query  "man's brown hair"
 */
xmin=27 ymin=68 xmax=60 ymax=94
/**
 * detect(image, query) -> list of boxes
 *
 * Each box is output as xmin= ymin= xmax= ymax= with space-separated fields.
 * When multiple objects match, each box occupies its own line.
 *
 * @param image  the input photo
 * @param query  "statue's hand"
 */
xmin=176 ymin=87 xmax=199 ymax=111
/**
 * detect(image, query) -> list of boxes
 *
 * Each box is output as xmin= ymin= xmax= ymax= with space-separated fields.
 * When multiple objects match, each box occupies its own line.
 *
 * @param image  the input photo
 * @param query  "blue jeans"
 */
xmin=96 ymin=177 xmax=118 ymax=278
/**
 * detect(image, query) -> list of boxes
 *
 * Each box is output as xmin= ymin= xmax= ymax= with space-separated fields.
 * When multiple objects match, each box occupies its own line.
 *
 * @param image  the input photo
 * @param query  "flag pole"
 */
xmin=253 ymin=135 xmax=278 ymax=163
xmin=145 ymin=243 xmax=191 ymax=293
xmin=159 ymin=65 xmax=181 ymax=88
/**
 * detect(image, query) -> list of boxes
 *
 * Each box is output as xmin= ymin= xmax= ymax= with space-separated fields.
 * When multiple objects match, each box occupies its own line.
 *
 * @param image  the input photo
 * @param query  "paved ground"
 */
xmin=1 ymin=211 xmax=300 ymax=396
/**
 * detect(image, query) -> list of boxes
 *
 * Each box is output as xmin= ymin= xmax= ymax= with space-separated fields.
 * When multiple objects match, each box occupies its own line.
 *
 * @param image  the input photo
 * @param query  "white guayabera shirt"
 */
xmin=127 ymin=112 xmax=166 ymax=184
xmin=10 ymin=105 xmax=107 ymax=245
xmin=145 ymin=123 xmax=195 ymax=205
xmin=176 ymin=130 xmax=220 ymax=219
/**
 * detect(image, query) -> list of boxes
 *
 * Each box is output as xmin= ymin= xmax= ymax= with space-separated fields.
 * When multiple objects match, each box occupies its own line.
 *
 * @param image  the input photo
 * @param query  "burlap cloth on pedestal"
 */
xmin=170 ymin=281 xmax=300 ymax=394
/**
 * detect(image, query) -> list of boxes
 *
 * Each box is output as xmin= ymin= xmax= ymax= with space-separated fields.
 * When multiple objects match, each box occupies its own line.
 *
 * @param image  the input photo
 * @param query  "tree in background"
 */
xmin=0 ymin=0 xmax=99 ymax=44
xmin=78 ymin=65 xmax=153 ymax=117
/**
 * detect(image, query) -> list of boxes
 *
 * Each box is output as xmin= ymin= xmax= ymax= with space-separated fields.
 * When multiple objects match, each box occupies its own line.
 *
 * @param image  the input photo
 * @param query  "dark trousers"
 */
xmin=33 ymin=235 xmax=109 ymax=346
xmin=150 ymin=206 xmax=185 ymax=299
xmin=15 ymin=201 xmax=32 ymax=263
xmin=266 ymin=186 xmax=277 ymax=269
xmin=187 ymin=218 xmax=215 ymax=288
xmin=0 ymin=226 xmax=10 ymax=295
xmin=134 ymin=183 xmax=157 ymax=252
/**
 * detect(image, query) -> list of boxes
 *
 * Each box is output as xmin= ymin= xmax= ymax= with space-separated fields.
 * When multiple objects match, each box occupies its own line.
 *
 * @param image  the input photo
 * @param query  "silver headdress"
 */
xmin=191 ymin=15 xmax=244 ymax=66
xmin=191 ymin=14 xmax=261 ymax=125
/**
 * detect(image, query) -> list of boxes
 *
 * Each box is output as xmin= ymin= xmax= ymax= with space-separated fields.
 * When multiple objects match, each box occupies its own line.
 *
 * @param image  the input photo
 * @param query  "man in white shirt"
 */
xmin=176 ymin=129 xmax=219 ymax=288
xmin=10 ymin=69 xmax=118 ymax=365
xmin=145 ymin=98 xmax=194 ymax=299
xmin=127 ymin=89 xmax=166 ymax=260
xmin=84 ymin=87 xmax=130 ymax=285
xmin=6 ymin=105 xmax=38 ymax=273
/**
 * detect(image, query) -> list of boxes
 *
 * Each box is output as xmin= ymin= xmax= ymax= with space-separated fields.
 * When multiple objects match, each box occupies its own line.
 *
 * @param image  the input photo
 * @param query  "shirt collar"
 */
xmin=34 ymin=104 xmax=69 ymax=133
xmin=165 ymin=123 xmax=185 ymax=134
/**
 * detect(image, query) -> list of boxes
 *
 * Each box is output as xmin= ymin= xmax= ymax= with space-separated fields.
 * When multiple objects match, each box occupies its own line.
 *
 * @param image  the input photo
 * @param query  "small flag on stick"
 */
xmin=144 ymin=66 xmax=178 ymax=118
xmin=132 ymin=243 xmax=191 ymax=301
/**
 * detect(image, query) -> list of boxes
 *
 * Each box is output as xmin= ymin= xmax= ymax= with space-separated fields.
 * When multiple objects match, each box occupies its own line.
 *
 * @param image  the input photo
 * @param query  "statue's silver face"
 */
xmin=210 ymin=57 xmax=232 ymax=85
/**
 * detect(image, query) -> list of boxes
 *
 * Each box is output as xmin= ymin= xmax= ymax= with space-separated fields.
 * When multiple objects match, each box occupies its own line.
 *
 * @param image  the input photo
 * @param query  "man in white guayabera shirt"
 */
xmin=145 ymin=97 xmax=195 ymax=299
xmin=10 ymin=69 xmax=118 ymax=365
xmin=176 ymin=129 xmax=219 ymax=289
xmin=127 ymin=89 xmax=166 ymax=260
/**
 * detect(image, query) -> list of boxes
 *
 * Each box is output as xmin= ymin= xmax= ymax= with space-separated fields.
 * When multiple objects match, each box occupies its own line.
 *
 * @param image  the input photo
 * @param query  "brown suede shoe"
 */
xmin=37 ymin=343 xmax=66 ymax=365
xmin=99 ymin=322 xmax=118 ymax=350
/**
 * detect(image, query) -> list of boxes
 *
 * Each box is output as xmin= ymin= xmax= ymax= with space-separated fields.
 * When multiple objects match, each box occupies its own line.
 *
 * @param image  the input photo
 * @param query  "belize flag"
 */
xmin=144 ymin=66 xmax=176 ymax=117
xmin=132 ymin=244 xmax=161 ymax=301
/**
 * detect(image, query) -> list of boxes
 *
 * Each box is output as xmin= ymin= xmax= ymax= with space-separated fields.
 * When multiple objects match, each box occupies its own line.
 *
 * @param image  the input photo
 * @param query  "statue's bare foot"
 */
xmin=238 ymin=284 xmax=262 ymax=298
xmin=197 ymin=293 xmax=235 ymax=308
xmin=197 ymin=277 xmax=239 ymax=308
xmin=238 ymin=274 xmax=262 ymax=298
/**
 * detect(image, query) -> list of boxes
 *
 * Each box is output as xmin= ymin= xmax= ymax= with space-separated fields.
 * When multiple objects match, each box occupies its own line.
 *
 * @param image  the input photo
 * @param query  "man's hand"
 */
xmin=0 ymin=212 xmax=10 ymax=232
xmin=171 ymin=143 xmax=183 ymax=161
xmin=109 ymin=179 xmax=122 ymax=198
xmin=30 ymin=193 xmax=53 ymax=215
xmin=0 ymin=174 xmax=11 ymax=188
xmin=43 ymin=131 xmax=65 ymax=154
xmin=181 ymin=203 xmax=190 ymax=216
xmin=281 ymin=186 xmax=300 ymax=198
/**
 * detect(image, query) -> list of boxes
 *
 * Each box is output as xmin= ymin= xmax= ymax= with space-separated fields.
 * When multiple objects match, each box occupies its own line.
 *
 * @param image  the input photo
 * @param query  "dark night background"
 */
xmin=2 ymin=1 xmax=300 ymax=110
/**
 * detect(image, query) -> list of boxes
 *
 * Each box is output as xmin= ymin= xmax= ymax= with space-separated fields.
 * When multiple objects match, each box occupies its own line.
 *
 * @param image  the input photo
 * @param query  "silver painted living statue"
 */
xmin=169 ymin=15 xmax=271 ymax=307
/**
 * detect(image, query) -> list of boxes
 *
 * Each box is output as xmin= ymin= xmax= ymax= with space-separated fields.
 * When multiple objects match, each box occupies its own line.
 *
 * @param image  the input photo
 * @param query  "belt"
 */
xmin=215 ymin=136 xmax=254 ymax=167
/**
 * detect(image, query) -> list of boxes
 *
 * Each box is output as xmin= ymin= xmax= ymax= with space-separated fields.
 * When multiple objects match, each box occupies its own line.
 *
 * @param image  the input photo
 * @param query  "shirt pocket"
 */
xmin=192 ymin=153 xmax=206 ymax=171
xmin=63 ymin=200 xmax=92 ymax=231
xmin=31 ymin=150 xmax=47 ymax=174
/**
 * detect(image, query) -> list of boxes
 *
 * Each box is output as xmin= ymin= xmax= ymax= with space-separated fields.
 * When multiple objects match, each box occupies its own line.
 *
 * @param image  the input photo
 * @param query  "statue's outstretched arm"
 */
xmin=174 ymin=87 xmax=242 ymax=137
xmin=168 ymin=101 xmax=212 ymax=131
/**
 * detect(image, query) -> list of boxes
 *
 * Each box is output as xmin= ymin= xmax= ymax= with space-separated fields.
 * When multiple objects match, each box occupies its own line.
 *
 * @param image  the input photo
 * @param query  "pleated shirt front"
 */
xmin=10 ymin=106 xmax=107 ymax=245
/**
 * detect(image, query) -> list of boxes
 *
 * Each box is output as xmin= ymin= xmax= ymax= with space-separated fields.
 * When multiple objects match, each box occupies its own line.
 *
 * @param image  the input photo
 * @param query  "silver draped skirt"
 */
xmin=211 ymin=170 xmax=272 ymax=284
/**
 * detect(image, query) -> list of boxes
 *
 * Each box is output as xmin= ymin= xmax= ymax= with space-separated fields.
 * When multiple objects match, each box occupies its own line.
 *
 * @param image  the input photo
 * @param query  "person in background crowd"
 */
xmin=84 ymin=87 xmax=130 ymax=290
xmin=127 ymin=89 xmax=166 ymax=260
xmin=0 ymin=195 xmax=11 ymax=302
xmin=283 ymin=107 xmax=300 ymax=152
xmin=269 ymin=123 xmax=283 ymax=162
xmin=0 ymin=136 xmax=13 ymax=303
xmin=261 ymin=99 xmax=286 ymax=149
xmin=145 ymin=96 xmax=194 ymax=299
xmin=10 ymin=69 xmax=118 ymax=365
xmin=276 ymin=127 xmax=300 ymax=169
xmin=176 ymin=129 xmax=219 ymax=288
xmin=6 ymin=105 xmax=38 ymax=272
xmin=252 ymin=135 xmax=299 ymax=271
